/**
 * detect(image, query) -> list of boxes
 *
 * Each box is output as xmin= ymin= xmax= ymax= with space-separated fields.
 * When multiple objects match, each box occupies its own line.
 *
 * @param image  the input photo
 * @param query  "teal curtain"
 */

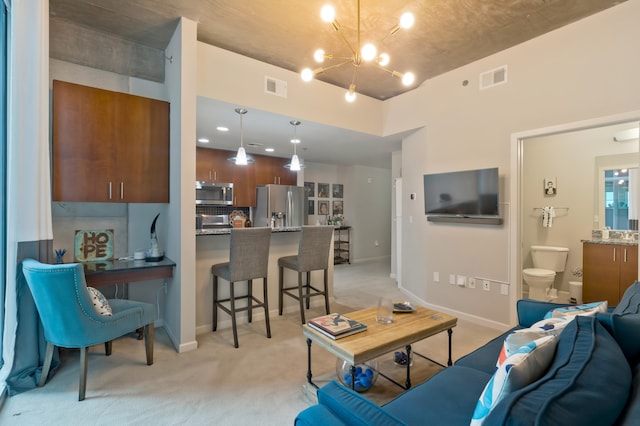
xmin=0 ymin=0 xmax=9 ymax=378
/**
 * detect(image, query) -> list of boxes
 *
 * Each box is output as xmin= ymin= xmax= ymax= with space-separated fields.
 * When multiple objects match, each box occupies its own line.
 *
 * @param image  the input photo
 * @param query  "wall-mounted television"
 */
xmin=423 ymin=167 xmax=502 ymax=224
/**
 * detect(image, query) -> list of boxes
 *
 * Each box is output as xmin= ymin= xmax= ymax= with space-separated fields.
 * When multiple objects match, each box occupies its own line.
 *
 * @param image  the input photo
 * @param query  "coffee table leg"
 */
xmin=405 ymin=345 xmax=412 ymax=389
xmin=306 ymin=338 xmax=316 ymax=388
xmin=447 ymin=328 xmax=453 ymax=366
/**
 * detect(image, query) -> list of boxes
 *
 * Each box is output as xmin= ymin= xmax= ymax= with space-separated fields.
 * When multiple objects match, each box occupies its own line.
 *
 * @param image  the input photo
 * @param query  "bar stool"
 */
xmin=212 ymin=227 xmax=272 ymax=348
xmin=278 ymin=226 xmax=334 ymax=324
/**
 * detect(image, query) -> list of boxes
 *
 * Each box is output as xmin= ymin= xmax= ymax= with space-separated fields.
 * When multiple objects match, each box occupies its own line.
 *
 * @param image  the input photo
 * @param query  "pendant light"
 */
xmin=235 ymin=107 xmax=248 ymax=165
xmin=289 ymin=120 xmax=301 ymax=171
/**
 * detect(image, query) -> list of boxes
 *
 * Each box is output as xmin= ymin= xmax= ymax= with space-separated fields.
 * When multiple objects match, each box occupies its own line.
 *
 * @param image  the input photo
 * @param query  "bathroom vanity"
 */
xmin=582 ymin=240 xmax=638 ymax=306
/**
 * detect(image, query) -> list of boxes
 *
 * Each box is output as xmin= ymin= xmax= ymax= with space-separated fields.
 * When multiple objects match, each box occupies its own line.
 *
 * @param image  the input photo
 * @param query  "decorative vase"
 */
xmin=336 ymin=359 xmax=378 ymax=392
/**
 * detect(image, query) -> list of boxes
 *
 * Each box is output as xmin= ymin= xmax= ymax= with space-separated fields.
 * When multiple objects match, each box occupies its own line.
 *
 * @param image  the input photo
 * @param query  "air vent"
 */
xmin=479 ymin=65 xmax=508 ymax=90
xmin=265 ymin=76 xmax=287 ymax=98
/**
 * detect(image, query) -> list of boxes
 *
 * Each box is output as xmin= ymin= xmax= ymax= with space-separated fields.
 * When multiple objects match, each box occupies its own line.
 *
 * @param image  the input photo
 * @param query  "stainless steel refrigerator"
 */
xmin=255 ymin=184 xmax=308 ymax=228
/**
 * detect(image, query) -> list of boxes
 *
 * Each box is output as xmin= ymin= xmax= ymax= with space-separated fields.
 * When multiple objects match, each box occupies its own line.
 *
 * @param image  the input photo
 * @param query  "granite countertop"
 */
xmin=196 ymin=226 xmax=301 ymax=236
xmin=581 ymin=239 xmax=638 ymax=246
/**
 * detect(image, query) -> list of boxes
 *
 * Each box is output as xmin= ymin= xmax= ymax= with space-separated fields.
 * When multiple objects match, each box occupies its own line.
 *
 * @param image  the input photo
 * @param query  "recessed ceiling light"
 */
xmin=197 ymin=137 xmax=210 ymax=143
xmin=265 ymin=148 xmax=275 ymax=152
xmin=216 ymin=126 xmax=229 ymax=132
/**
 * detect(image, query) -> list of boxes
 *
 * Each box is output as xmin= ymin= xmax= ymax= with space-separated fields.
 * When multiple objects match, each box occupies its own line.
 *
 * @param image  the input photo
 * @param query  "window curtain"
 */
xmin=0 ymin=0 xmax=9 ymax=396
xmin=1 ymin=0 xmax=58 ymax=396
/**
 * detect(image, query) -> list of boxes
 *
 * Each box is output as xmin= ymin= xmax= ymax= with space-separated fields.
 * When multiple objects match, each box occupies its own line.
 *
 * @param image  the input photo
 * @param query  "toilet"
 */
xmin=522 ymin=245 xmax=569 ymax=301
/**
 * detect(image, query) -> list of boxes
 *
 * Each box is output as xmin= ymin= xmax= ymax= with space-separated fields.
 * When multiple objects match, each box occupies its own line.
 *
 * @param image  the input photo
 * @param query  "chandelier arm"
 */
xmin=332 ymin=19 xmax=357 ymax=56
xmin=371 ymin=62 xmax=398 ymax=76
xmin=316 ymin=59 xmax=353 ymax=75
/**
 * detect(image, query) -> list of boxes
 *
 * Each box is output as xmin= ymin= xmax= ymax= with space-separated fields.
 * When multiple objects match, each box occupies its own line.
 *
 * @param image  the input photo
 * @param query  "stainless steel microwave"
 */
xmin=195 ymin=181 xmax=234 ymax=205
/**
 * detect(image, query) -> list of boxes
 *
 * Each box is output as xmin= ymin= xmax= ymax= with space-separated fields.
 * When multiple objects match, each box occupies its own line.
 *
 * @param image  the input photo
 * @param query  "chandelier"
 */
xmin=301 ymin=1 xmax=416 ymax=102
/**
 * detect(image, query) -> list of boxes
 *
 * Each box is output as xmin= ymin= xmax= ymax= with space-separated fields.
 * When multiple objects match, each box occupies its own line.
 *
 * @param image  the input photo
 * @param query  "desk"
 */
xmin=83 ymin=257 xmax=175 ymax=287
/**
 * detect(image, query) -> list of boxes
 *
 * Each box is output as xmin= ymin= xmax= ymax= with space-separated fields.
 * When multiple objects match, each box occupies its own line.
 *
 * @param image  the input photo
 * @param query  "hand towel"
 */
xmin=542 ymin=206 xmax=555 ymax=228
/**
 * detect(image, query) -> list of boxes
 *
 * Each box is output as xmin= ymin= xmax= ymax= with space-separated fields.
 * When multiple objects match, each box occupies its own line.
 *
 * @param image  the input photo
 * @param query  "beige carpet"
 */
xmin=0 ymin=261 xmax=503 ymax=425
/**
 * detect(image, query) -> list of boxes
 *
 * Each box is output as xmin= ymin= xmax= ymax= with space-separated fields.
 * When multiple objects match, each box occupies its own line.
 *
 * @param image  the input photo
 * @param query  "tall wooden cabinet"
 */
xmin=583 ymin=242 xmax=638 ymax=306
xmin=52 ymin=80 xmax=170 ymax=203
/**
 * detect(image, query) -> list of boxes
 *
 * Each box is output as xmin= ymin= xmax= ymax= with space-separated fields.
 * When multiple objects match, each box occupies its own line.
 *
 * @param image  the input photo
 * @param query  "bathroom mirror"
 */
xmin=596 ymin=153 xmax=639 ymax=230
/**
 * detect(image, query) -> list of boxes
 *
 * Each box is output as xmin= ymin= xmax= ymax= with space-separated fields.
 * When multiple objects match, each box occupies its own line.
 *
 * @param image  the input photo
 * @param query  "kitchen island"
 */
xmin=195 ymin=227 xmax=334 ymax=335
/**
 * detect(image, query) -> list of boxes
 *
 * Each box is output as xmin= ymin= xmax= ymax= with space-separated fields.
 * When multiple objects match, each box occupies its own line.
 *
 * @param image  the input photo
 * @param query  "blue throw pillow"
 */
xmin=613 ymin=281 xmax=640 ymax=314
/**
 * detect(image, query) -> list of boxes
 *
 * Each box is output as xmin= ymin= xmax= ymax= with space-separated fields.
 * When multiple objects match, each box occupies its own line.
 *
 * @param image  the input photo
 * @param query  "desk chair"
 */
xmin=278 ymin=226 xmax=334 ymax=324
xmin=212 ymin=227 xmax=272 ymax=348
xmin=21 ymin=259 xmax=155 ymax=401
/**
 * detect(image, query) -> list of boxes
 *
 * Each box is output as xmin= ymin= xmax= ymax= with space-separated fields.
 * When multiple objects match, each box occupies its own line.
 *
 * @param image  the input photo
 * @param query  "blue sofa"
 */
xmin=295 ymin=282 xmax=640 ymax=425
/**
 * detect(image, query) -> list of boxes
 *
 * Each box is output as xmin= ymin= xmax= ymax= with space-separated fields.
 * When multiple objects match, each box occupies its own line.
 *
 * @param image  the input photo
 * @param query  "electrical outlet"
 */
xmin=433 ymin=271 xmax=440 ymax=283
xmin=482 ymin=280 xmax=490 ymax=291
xmin=449 ymin=274 xmax=456 ymax=285
xmin=468 ymin=277 xmax=476 ymax=289
xmin=501 ymin=284 xmax=509 ymax=295
xmin=457 ymin=275 xmax=466 ymax=287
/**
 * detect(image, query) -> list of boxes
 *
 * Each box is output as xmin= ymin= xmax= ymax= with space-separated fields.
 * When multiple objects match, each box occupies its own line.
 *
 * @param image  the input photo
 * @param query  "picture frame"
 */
xmin=304 ymin=181 xmax=315 ymax=197
xmin=318 ymin=200 xmax=330 ymax=216
xmin=332 ymin=183 xmax=343 ymax=198
xmin=318 ymin=183 xmax=330 ymax=198
xmin=332 ymin=200 xmax=343 ymax=216
xmin=308 ymin=199 xmax=315 ymax=215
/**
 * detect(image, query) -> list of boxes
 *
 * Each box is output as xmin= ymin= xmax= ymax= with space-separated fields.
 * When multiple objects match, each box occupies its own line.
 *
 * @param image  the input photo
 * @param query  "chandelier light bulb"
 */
xmin=378 ymin=53 xmax=390 ymax=66
xmin=402 ymin=72 xmax=415 ymax=86
xmin=301 ymin=68 xmax=314 ymax=82
xmin=400 ymin=12 xmax=415 ymax=29
xmin=314 ymin=49 xmax=326 ymax=63
xmin=345 ymin=83 xmax=357 ymax=102
xmin=361 ymin=43 xmax=377 ymax=62
xmin=320 ymin=5 xmax=335 ymax=23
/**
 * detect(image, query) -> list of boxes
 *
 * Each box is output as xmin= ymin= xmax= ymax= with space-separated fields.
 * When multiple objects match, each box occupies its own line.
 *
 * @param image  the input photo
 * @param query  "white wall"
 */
xmin=304 ymin=162 xmax=391 ymax=263
xmin=384 ymin=1 xmax=640 ymax=327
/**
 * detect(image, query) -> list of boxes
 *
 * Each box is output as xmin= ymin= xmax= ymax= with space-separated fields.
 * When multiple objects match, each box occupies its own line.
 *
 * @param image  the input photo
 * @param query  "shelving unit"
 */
xmin=334 ymin=226 xmax=351 ymax=265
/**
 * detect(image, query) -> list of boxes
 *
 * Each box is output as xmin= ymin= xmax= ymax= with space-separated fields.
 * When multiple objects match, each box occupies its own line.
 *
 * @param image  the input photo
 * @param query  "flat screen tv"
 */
xmin=423 ymin=167 xmax=500 ymax=221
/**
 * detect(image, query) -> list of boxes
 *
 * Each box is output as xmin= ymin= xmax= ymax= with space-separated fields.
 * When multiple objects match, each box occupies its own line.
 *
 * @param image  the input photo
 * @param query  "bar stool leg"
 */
xmin=248 ymin=279 xmax=253 ymax=323
xmin=323 ymin=268 xmax=330 ymax=314
xmin=278 ymin=266 xmax=284 ymax=316
xmin=229 ymin=281 xmax=239 ymax=348
xmin=212 ymin=275 xmax=219 ymax=331
xmin=297 ymin=271 xmax=306 ymax=324
xmin=263 ymin=277 xmax=271 ymax=338
xmin=305 ymin=271 xmax=311 ymax=309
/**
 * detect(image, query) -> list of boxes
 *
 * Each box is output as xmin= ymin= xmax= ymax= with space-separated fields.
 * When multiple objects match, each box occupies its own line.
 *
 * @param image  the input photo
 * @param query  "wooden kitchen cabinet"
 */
xmin=583 ymin=242 xmax=638 ymax=306
xmin=196 ymin=148 xmax=297 ymax=206
xmin=52 ymin=80 xmax=169 ymax=203
xmin=196 ymin=147 xmax=236 ymax=183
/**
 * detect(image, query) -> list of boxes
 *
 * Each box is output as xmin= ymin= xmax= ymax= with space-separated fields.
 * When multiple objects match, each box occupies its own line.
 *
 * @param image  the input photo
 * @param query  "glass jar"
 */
xmin=336 ymin=359 xmax=378 ymax=392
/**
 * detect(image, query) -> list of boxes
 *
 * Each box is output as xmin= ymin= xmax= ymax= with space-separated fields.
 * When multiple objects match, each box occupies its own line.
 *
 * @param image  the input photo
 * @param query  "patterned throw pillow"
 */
xmin=471 ymin=335 xmax=558 ymax=426
xmin=544 ymin=301 xmax=607 ymax=319
xmin=87 ymin=286 xmax=113 ymax=316
xmin=497 ymin=318 xmax=569 ymax=367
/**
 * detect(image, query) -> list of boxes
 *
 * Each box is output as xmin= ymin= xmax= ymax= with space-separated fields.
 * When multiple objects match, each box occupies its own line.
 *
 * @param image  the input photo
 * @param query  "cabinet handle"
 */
xmin=613 ymin=247 xmax=616 ymax=262
xmin=108 ymin=181 xmax=112 ymax=200
xmin=624 ymin=248 xmax=628 ymax=263
xmin=209 ymin=170 xmax=212 ymax=181
xmin=120 ymin=182 xmax=124 ymax=200
xmin=214 ymin=171 xmax=217 ymax=181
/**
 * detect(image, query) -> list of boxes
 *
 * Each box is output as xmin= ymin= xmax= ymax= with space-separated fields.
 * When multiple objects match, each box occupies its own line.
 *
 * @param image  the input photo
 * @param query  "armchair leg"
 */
xmin=79 ymin=347 xmax=88 ymax=401
xmin=38 ymin=342 xmax=55 ymax=387
xmin=144 ymin=323 xmax=154 ymax=365
xmin=104 ymin=341 xmax=112 ymax=356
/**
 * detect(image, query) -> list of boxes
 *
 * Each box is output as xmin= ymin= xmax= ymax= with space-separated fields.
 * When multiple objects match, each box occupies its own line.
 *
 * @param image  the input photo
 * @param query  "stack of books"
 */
xmin=307 ymin=313 xmax=367 ymax=340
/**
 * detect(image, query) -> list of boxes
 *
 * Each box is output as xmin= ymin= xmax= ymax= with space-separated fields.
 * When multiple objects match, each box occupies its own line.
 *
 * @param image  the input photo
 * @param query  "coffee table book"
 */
xmin=307 ymin=313 xmax=367 ymax=340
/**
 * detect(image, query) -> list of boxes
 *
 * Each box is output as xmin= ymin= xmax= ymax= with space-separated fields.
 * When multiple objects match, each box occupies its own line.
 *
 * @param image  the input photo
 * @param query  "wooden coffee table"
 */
xmin=303 ymin=306 xmax=457 ymax=390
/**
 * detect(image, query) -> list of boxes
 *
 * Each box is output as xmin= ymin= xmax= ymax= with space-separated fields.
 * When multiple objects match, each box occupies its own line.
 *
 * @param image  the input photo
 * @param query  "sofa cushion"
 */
xmin=383 ymin=365 xmax=492 ymax=426
xmin=613 ymin=281 xmax=640 ymax=314
xmin=615 ymin=362 xmax=640 ymax=426
xmin=471 ymin=335 xmax=558 ymax=425
xmin=455 ymin=328 xmax=521 ymax=375
xmin=599 ymin=313 xmax=640 ymax=364
xmin=484 ymin=316 xmax=632 ymax=425
xmin=307 ymin=380 xmax=406 ymax=426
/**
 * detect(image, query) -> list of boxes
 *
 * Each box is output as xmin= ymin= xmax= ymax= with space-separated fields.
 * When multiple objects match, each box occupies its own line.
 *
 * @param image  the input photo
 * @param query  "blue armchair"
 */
xmin=21 ymin=259 xmax=156 ymax=401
